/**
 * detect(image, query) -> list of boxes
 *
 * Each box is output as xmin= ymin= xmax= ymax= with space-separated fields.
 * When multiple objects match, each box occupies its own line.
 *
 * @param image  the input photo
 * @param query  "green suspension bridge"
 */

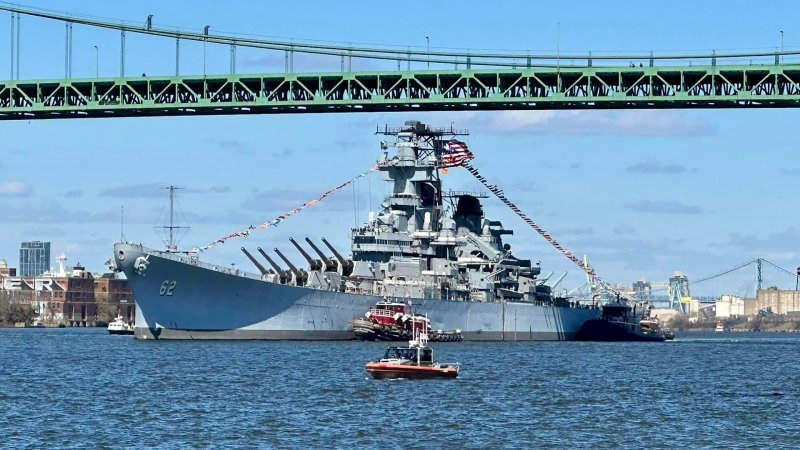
xmin=3 ymin=5 xmax=800 ymax=120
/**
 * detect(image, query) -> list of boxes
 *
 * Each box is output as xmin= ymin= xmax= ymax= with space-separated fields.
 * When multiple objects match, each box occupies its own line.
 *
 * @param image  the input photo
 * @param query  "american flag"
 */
xmin=439 ymin=140 xmax=474 ymax=168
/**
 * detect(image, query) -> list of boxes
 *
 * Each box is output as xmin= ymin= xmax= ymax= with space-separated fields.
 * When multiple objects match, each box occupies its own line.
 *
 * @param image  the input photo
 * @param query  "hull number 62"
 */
xmin=159 ymin=280 xmax=177 ymax=296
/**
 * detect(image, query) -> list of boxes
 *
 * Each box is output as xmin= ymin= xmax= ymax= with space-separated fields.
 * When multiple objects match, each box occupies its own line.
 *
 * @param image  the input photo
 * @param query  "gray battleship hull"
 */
xmin=114 ymin=243 xmax=599 ymax=341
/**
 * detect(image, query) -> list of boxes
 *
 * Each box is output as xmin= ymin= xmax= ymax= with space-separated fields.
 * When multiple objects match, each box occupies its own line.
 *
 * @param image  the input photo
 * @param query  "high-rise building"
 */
xmin=632 ymin=278 xmax=652 ymax=300
xmin=668 ymin=272 xmax=691 ymax=314
xmin=19 ymin=241 xmax=51 ymax=276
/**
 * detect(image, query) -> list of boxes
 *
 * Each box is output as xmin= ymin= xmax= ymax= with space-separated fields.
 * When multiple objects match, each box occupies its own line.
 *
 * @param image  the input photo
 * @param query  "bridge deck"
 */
xmin=2 ymin=65 xmax=799 ymax=120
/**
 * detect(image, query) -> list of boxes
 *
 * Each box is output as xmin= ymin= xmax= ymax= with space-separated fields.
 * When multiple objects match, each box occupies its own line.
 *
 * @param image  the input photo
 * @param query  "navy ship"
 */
xmin=111 ymin=121 xmax=599 ymax=340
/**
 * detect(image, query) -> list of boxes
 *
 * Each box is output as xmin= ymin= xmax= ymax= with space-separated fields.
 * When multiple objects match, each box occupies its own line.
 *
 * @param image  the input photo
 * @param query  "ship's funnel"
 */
xmin=257 ymin=247 xmax=289 ymax=284
xmin=289 ymin=237 xmax=323 ymax=271
xmin=274 ymin=247 xmax=308 ymax=286
xmin=305 ymin=237 xmax=337 ymax=272
xmin=241 ymin=247 xmax=268 ymax=275
xmin=321 ymin=237 xmax=354 ymax=276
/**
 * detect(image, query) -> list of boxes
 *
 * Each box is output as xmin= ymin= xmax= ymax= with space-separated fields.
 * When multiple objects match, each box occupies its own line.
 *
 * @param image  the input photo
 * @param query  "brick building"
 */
xmin=94 ymin=274 xmax=135 ymax=322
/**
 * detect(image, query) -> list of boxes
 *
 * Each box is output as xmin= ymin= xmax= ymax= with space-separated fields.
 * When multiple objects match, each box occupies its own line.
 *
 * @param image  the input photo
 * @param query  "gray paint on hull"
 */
xmin=116 ymin=243 xmax=598 ymax=341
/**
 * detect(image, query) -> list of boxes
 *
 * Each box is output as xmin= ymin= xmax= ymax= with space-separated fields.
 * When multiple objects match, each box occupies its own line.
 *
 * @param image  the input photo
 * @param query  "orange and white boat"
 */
xmin=365 ymin=331 xmax=459 ymax=380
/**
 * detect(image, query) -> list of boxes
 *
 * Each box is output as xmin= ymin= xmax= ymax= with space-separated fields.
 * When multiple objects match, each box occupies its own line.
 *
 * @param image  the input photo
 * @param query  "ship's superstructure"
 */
xmin=112 ymin=121 xmax=598 ymax=340
xmin=337 ymin=122 xmax=552 ymax=303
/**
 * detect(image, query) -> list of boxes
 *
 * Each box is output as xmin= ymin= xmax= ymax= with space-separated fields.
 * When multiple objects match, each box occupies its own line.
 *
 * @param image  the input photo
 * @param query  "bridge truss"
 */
xmin=3 ymin=65 xmax=800 ymax=120
xmin=2 ymin=5 xmax=800 ymax=120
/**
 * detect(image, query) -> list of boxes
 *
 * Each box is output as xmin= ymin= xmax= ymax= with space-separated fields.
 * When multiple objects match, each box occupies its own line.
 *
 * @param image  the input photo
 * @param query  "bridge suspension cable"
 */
xmin=690 ymin=259 xmax=758 ymax=286
xmin=759 ymin=258 xmax=800 ymax=278
xmin=1 ymin=4 xmax=799 ymax=69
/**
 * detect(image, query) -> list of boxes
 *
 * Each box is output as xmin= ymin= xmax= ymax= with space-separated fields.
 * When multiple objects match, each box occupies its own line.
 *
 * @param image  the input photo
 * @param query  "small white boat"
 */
xmin=714 ymin=322 xmax=725 ymax=333
xmin=107 ymin=315 xmax=134 ymax=335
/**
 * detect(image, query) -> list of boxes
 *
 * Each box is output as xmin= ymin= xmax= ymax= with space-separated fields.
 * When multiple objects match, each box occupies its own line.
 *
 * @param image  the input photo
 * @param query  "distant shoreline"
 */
xmin=672 ymin=317 xmax=800 ymax=333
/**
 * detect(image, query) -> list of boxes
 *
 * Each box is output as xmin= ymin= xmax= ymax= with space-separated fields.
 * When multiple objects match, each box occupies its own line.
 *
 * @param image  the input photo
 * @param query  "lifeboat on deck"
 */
xmin=365 ymin=332 xmax=459 ymax=380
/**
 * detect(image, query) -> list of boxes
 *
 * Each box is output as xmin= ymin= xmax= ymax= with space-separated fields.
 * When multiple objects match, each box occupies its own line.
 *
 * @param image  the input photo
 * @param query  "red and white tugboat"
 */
xmin=365 ymin=330 xmax=460 ymax=380
xmin=353 ymin=300 xmax=462 ymax=342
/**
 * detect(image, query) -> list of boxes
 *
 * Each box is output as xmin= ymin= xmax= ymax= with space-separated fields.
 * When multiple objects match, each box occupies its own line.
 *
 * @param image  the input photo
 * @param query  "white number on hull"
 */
xmin=159 ymin=280 xmax=177 ymax=296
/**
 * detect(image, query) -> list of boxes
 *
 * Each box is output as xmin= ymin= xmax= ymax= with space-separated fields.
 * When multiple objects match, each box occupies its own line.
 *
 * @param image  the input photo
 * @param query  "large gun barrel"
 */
xmin=289 ymin=237 xmax=322 ymax=271
xmin=241 ymin=247 xmax=268 ymax=275
xmin=274 ymin=248 xmax=308 ymax=285
xmin=321 ymin=237 xmax=354 ymax=276
xmin=305 ymin=237 xmax=337 ymax=272
xmin=257 ymin=247 xmax=289 ymax=283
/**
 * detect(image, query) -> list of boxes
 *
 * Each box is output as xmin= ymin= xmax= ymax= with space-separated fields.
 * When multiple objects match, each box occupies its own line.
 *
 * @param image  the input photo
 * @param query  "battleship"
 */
xmin=111 ymin=121 xmax=599 ymax=340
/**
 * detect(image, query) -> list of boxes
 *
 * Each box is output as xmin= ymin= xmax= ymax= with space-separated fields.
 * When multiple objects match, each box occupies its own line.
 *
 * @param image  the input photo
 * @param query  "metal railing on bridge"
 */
xmin=2 ymin=5 xmax=800 ymax=120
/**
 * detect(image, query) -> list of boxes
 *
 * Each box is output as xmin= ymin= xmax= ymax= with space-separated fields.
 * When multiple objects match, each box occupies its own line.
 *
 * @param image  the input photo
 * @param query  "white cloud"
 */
xmin=623 ymin=199 xmax=702 ymax=215
xmin=0 ymin=181 xmax=33 ymax=197
xmin=472 ymin=110 xmax=716 ymax=137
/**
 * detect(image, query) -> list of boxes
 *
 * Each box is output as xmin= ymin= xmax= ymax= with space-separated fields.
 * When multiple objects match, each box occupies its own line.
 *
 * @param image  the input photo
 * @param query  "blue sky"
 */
xmin=0 ymin=0 xmax=799 ymax=296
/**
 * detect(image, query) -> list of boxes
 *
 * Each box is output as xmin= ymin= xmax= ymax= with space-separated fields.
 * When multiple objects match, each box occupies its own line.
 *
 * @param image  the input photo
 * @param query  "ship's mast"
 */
xmin=374 ymin=121 xmax=469 ymax=233
xmin=156 ymin=185 xmax=189 ymax=251
xmin=169 ymin=186 xmax=175 ymax=248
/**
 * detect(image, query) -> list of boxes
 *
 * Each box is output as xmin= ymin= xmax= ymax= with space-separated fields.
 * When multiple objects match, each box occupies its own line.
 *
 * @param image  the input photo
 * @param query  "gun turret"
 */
xmin=274 ymin=248 xmax=308 ymax=285
xmin=257 ymin=247 xmax=290 ymax=284
xmin=240 ymin=247 xmax=269 ymax=275
xmin=289 ymin=237 xmax=323 ymax=271
xmin=321 ymin=237 xmax=354 ymax=276
xmin=305 ymin=237 xmax=337 ymax=272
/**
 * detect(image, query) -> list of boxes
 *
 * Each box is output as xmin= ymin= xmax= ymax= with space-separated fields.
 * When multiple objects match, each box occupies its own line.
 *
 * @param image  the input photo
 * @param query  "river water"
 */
xmin=0 ymin=329 xmax=797 ymax=449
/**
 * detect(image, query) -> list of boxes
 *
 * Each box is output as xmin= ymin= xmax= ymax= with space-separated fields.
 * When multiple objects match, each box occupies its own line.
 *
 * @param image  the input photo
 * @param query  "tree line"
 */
xmin=0 ymin=291 xmax=36 ymax=325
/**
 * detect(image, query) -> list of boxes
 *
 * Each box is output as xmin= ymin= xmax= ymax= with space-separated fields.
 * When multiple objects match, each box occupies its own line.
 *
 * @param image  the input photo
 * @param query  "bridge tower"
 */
xmin=668 ymin=272 xmax=690 ymax=314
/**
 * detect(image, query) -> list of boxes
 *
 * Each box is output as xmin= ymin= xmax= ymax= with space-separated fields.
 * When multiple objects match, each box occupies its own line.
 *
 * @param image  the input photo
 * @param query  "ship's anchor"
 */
xmin=105 ymin=257 xmax=121 ymax=273
xmin=134 ymin=256 xmax=150 ymax=275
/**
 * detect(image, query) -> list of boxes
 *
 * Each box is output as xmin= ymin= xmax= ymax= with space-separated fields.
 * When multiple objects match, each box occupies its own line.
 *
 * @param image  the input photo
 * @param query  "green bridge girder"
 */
xmin=1 ymin=64 xmax=800 ymax=120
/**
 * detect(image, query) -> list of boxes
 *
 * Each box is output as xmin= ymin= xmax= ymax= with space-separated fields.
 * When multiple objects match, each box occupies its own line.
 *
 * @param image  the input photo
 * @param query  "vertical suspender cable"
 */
xmin=120 ymin=29 xmax=125 ymax=77
xmin=10 ymin=13 xmax=14 ymax=80
xmin=15 ymin=13 xmax=19 ymax=79
xmin=64 ymin=22 xmax=68 ymax=78
xmin=175 ymin=36 xmax=180 ymax=76
xmin=68 ymin=22 xmax=73 ymax=78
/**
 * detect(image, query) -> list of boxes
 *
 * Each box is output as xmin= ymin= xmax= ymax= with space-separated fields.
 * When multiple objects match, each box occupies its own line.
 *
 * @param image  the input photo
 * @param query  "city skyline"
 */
xmin=0 ymin=0 xmax=799 ymax=295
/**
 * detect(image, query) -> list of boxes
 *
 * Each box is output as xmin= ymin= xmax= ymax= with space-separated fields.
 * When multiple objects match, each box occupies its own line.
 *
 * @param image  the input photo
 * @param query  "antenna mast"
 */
xmin=155 ymin=185 xmax=189 ymax=251
xmin=169 ymin=186 xmax=175 ymax=248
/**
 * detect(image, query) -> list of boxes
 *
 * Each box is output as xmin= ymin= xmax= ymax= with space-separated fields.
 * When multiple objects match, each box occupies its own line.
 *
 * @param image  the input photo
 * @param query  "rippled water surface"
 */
xmin=1 ymin=329 xmax=798 ymax=449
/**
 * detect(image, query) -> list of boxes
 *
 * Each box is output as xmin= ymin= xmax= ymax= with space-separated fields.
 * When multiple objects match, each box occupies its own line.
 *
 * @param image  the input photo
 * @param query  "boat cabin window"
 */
xmin=383 ymin=347 xmax=418 ymax=361
xmin=420 ymin=348 xmax=432 ymax=364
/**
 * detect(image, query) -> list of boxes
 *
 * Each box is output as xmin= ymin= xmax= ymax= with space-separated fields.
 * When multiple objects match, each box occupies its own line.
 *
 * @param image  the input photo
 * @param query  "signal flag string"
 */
xmin=462 ymin=162 xmax=601 ymax=284
xmin=191 ymin=138 xmax=616 ymax=298
xmin=439 ymin=140 xmax=608 ymax=286
xmin=193 ymin=162 xmax=385 ymax=252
